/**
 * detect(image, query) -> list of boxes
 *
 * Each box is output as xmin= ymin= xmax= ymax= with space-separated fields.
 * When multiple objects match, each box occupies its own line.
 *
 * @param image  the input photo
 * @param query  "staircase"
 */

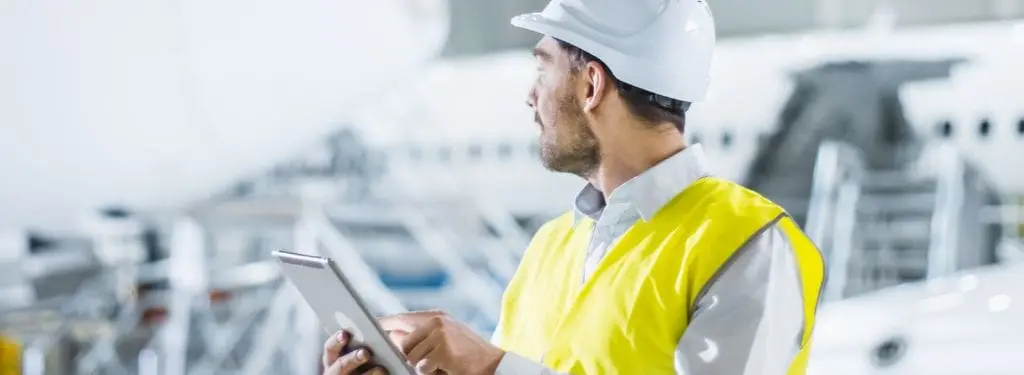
xmin=745 ymin=60 xmax=962 ymax=226
xmin=733 ymin=59 xmax=1005 ymax=300
xmin=808 ymin=141 xmax=999 ymax=300
xmin=840 ymin=169 xmax=940 ymax=295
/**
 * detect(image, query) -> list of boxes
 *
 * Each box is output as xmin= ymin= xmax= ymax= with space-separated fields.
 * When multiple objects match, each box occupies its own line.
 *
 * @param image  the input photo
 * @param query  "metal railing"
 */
xmin=471 ymin=203 xmax=530 ymax=282
xmin=807 ymin=140 xmax=991 ymax=301
xmin=400 ymin=208 xmax=504 ymax=322
xmin=980 ymin=199 xmax=1024 ymax=250
xmin=925 ymin=145 xmax=966 ymax=280
xmin=300 ymin=204 xmax=407 ymax=315
xmin=385 ymin=166 xmax=529 ymax=285
xmin=151 ymin=200 xmax=413 ymax=375
xmin=805 ymin=141 xmax=867 ymax=301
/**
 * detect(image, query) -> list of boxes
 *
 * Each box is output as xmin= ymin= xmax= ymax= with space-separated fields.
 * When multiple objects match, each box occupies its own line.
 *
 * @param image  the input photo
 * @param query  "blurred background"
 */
xmin=1 ymin=0 xmax=1023 ymax=374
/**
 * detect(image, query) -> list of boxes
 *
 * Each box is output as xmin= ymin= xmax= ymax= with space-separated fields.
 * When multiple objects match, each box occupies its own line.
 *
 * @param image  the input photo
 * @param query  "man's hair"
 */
xmin=556 ymin=39 xmax=689 ymax=133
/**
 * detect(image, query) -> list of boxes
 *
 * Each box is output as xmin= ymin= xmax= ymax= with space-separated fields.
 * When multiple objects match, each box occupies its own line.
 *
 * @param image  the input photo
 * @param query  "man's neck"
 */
xmin=588 ymin=133 xmax=685 ymax=199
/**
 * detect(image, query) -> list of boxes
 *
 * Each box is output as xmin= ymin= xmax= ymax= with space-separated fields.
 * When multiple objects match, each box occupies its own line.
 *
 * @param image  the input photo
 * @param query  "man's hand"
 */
xmin=380 ymin=311 xmax=505 ymax=375
xmin=322 ymin=331 xmax=387 ymax=375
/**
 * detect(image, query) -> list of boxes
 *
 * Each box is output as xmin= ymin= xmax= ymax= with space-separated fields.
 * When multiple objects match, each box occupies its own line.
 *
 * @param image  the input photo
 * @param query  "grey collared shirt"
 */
xmin=493 ymin=144 xmax=806 ymax=375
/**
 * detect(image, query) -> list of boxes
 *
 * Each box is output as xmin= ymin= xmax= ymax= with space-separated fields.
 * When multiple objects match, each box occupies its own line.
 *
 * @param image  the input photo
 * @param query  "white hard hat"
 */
xmin=511 ymin=0 xmax=716 ymax=103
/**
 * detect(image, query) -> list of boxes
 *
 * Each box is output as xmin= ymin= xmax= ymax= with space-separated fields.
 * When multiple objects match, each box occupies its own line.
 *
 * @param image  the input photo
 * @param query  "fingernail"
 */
xmin=358 ymin=349 xmax=369 ymax=360
xmin=336 ymin=332 xmax=346 ymax=343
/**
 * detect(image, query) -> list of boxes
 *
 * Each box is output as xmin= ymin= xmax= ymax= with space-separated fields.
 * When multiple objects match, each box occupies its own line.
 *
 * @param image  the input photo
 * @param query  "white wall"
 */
xmin=0 ymin=0 xmax=448 ymax=231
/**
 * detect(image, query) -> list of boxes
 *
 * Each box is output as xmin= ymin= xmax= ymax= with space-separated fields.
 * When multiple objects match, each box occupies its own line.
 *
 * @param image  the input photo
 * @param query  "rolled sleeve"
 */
xmin=674 ymin=223 xmax=805 ymax=375
xmin=491 ymin=322 xmax=569 ymax=375
xmin=494 ymin=352 xmax=569 ymax=375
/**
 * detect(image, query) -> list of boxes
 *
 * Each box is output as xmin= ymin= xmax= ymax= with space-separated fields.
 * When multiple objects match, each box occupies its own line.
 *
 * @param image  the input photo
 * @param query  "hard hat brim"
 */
xmin=510 ymin=13 xmax=664 ymax=94
xmin=510 ymin=13 xmax=565 ymax=42
xmin=510 ymin=11 xmax=710 ymax=102
xmin=510 ymin=12 xmax=616 ymax=65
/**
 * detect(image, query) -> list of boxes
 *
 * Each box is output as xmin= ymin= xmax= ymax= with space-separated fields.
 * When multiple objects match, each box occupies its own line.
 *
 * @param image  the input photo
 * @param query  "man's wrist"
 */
xmin=479 ymin=347 xmax=506 ymax=375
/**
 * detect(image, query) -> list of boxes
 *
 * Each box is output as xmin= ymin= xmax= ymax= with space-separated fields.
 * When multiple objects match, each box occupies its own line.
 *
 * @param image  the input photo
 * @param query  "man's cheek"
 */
xmin=538 ymin=100 xmax=555 ymax=125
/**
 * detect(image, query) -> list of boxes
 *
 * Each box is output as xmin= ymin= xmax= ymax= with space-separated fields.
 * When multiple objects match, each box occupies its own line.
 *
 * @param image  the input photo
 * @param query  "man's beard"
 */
xmin=538 ymin=93 xmax=600 ymax=178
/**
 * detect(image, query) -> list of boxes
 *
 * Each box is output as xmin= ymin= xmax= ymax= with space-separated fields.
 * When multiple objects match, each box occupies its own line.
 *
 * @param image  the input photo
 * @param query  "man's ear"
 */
xmin=581 ymin=61 xmax=610 ymax=113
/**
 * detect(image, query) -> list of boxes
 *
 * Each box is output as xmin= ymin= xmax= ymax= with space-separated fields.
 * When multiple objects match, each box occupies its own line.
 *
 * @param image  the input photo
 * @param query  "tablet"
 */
xmin=271 ymin=250 xmax=414 ymax=375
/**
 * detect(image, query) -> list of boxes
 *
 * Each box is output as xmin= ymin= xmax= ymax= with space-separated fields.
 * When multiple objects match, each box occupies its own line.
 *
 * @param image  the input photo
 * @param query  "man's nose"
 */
xmin=526 ymin=87 xmax=537 ymax=109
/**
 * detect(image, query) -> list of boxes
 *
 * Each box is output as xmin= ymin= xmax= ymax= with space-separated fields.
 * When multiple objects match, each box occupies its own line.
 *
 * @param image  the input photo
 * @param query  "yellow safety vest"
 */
xmin=496 ymin=177 xmax=825 ymax=375
xmin=0 ymin=335 xmax=19 ymax=375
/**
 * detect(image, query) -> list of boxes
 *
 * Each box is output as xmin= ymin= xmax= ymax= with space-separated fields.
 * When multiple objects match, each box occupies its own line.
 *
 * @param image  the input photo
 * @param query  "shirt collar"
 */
xmin=572 ymin=143 xmax=712 ymax=226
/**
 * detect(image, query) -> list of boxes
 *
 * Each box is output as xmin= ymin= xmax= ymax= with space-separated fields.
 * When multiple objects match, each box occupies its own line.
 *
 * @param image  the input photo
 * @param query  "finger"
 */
xmin=325 ymin=348 xmax=371 ymax=375
xmin=361 ymin=367 xmax=387 ymax=375
xmin=323 ymin=331 xmax=348 ymax=368
xmin=404 ymin=329 xmax=442 ymax=364
xmin=378 ymin=315 xmax=417 ymax=333
xmin=387 ymin=330 xmax=409 ymax=347
xmin=415 ymin=358 xmax=441 ymax=375
xmin=378 ymin=311 xmax=444 ymax=332
xmin=395 ymin=325 xmax=435 ymax=357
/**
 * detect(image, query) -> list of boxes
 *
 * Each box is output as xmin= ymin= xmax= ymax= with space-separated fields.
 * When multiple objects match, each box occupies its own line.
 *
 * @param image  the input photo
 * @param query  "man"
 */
xmin=322 ymin=0 xmax=826 ymax=374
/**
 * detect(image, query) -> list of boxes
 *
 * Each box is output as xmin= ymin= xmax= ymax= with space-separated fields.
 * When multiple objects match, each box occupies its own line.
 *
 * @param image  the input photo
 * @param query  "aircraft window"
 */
xmin=691 ymin=133 xmax=702 ymax=145
xmin=497 ymin=143 xmax=513 ymax=159
xmin=721 ymin=132 xmax=733 ymax=148
xmin=938 ymin=120 xmax=953 ymax=138
xmin=1017 ymin=118 xmax=1024 ymax=135
xmin=468 ymin=144 xmax=483 ymax=160
xmin=978 ymin=118 xmax=991 ymax=138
